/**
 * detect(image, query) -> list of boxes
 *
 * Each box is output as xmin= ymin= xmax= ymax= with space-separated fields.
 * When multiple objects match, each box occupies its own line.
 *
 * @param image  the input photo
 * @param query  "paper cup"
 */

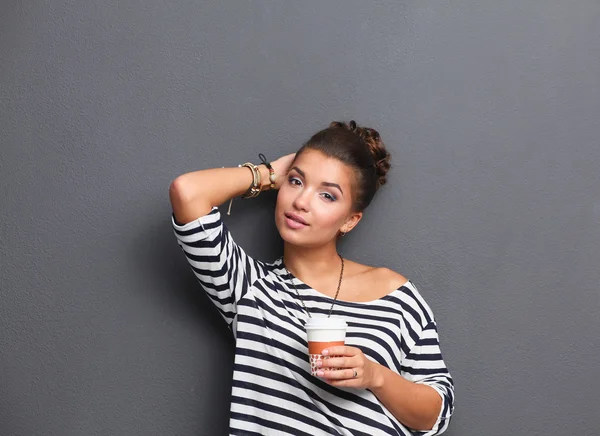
xmin=305 ymin=317 xmax=347 ymax=376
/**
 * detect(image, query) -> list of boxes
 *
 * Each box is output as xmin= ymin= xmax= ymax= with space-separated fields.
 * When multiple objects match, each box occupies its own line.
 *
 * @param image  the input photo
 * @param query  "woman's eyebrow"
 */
xmin=290 ymin=166 xmax=305 ymax=178
xmin=322 ymin=182 xmax=343 ymax=195
xmin=290 ymin=166 xmax=344 ymax=195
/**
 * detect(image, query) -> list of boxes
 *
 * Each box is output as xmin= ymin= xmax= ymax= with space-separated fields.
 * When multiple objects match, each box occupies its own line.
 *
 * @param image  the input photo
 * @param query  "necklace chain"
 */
xmin=284 ymin=253 xmax=344 ymax=318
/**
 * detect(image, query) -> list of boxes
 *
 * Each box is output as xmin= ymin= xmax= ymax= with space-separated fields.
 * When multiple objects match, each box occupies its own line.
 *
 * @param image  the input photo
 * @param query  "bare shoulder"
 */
xmin=373 ymin=267 xmax=409 ymax=290
xmin=343 ymin=259 xmax=408 ymax=301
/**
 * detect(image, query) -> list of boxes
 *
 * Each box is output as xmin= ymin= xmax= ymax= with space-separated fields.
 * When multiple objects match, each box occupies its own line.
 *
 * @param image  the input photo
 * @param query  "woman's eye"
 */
xmin=321 ymin=192 xmax=336 ymax=202
xmin=288 ymin=176 xmax=302 ymax=186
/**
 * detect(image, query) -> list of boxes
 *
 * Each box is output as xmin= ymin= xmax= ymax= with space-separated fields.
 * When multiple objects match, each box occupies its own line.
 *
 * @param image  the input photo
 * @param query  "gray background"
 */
xmin=1 ymin=0 xmax=599 ymax=435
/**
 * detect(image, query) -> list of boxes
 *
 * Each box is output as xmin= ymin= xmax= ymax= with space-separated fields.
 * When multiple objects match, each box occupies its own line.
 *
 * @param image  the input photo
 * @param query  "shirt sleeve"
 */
xmin=171 ymin=207 xmax=265 ymax=326
xmin=401 ymin=320 xmax=455 ymax=435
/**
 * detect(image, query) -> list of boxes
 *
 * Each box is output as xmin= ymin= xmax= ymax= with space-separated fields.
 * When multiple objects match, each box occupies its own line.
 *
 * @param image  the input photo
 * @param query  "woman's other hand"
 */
xmin=270 ymin=153 xmax=296 ymax=189
xmin=316 ymin=346 xmax=384 ymax=390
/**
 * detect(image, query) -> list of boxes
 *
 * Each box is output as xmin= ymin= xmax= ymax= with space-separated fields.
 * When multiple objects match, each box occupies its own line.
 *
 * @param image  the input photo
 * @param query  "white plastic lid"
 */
xmin=304 ymin=316 xmax=347 ymax=330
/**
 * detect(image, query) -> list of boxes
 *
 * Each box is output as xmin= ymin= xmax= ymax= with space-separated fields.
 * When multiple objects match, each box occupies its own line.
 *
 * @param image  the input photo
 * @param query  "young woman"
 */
xmin=169 ymin=121 xmax=454 ymax=435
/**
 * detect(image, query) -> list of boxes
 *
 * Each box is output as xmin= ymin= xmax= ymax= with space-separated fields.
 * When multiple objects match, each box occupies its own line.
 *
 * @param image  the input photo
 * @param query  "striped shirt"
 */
xmin=172 ymin=207 xmax=454 ymax=435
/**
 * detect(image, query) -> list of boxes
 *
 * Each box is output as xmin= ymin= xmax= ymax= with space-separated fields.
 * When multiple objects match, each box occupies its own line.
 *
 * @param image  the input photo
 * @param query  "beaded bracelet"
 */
xmin=259 ymin=153 xmax=276 ymax=190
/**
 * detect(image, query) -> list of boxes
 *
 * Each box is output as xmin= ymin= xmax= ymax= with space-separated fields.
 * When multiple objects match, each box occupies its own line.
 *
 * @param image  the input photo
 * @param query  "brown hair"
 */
xmin=295 ymin=120 xmax=391 ymax=211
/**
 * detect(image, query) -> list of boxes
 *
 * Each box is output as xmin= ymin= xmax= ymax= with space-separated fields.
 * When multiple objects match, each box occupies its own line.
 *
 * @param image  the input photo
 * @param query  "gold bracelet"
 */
xmin=239 ymin=162 xmax=261 ymax=199
xmin=227 ymin=161 xmax=263 ymax=216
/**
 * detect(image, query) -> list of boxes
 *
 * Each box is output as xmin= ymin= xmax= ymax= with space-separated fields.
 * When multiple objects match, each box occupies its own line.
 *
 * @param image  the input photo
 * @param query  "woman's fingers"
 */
xmin=271 ymin=153 xmax=296 ymax=188
xmin=317 ymin=368 xmax=357 ymax=380
xmin=322 ymin=346 xmax=359 ymax=357
xmin=318 ymin=356 xmax=354 ymax=369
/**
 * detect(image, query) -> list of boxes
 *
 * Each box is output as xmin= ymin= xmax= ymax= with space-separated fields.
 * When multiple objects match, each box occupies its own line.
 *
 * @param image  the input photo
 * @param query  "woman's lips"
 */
xmin=284 ymin=212 xmax=308 ymax=229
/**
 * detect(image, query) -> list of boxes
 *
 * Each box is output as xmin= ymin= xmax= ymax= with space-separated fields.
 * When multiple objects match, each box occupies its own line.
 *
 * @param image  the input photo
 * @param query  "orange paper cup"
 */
xmin=305 ymin=317 xmax=347 ymax=376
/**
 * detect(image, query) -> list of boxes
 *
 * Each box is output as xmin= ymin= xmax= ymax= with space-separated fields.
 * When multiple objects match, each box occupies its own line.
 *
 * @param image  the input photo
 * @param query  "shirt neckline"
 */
xmin=270 ymin=257 xmax=410 ymax=306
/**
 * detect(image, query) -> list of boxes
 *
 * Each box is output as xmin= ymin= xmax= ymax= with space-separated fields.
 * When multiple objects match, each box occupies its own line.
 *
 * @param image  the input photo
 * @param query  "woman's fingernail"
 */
xmin=317 ymin=370 xmax=324 ymax=377
xmin=322 ymin=349 xmax=329 ymax=356
xmin=316 ymin=361 xmax=322 ymax=367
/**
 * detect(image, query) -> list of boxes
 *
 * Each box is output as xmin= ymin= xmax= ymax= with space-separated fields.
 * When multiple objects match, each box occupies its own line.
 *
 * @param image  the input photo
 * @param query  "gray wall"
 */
xmin=1 ymin=1 xmax=599 ymax=435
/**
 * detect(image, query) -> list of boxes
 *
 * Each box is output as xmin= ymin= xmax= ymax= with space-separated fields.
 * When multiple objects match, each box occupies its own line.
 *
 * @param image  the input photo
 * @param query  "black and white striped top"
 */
xmin=172 ymin=207 xmax=454 ymax=435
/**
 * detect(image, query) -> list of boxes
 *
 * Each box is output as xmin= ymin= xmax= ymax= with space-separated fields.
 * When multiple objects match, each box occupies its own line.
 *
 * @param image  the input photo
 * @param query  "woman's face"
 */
xmin=275 ymin=149 xmax=362 ymax=248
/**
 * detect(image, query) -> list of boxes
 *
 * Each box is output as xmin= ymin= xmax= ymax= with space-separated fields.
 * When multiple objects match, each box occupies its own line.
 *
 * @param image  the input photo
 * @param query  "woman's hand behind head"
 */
xmin=271 ymin=153 xmax=296 ymax=189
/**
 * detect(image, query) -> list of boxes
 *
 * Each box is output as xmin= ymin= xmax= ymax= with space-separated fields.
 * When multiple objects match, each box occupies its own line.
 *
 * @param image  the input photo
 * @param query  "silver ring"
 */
xmin=353 ymin=369 xmax=358 ymax=378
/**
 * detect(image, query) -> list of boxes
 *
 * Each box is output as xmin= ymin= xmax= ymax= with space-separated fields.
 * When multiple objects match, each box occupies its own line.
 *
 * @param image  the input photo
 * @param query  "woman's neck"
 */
xmin=282 ymin=242 xmax=342 ymax=283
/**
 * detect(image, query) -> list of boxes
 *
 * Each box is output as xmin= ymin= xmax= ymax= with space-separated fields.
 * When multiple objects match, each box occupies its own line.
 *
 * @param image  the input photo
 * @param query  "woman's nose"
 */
xmin=292 ymin=190 xmax=310 ymax=211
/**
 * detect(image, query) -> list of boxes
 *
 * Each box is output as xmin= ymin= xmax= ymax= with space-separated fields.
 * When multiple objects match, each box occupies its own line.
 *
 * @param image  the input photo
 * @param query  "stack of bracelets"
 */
xmin=227 ymin=153 xmax=277 ymax=215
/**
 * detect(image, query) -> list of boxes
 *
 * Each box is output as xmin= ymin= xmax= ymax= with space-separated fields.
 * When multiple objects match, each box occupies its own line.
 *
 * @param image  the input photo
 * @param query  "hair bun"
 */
xmin=329 ymin=120 xmax=391 ymax=189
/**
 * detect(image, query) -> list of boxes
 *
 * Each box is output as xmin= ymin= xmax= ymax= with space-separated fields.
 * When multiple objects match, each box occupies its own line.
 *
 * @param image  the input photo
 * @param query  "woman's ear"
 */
xmin=340 ymin=211 xmax=363 ymax=234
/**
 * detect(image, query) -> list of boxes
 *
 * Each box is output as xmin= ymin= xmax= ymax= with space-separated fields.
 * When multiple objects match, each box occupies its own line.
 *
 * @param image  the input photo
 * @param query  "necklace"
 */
xmin=283 ymin=253 xmax=344 ymax=318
